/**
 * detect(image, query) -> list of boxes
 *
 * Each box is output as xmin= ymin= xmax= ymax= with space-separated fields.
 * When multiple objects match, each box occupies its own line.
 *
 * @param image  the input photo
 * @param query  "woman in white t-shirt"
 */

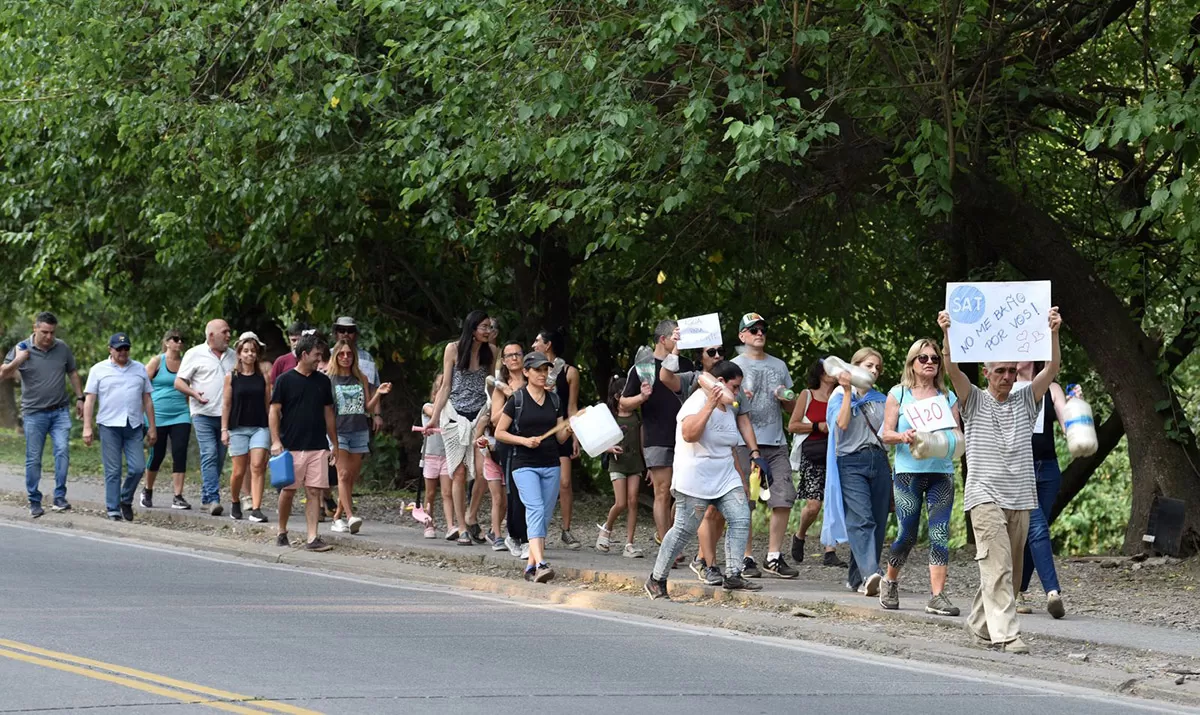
xmin=644 ymin=361 xmax=762 ymax=598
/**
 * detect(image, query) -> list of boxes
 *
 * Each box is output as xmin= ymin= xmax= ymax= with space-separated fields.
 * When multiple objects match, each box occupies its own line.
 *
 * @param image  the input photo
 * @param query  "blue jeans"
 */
xmin=1021 ymin=458 xmax=1062 ymax=594
xmin=192 ymin=415 xmax=225 ymax=505
xmin=100 ymin=423 xmax=146 ymax=512
xmin=838 ymin=448 xmax=892 ymax=589
xmin=512 ymin=466 xmax=561 ymax=540
xmin=652 ymin=488 xmax=750 ymax=581
xmin=24 ymin=406 xmax=71 ymax=506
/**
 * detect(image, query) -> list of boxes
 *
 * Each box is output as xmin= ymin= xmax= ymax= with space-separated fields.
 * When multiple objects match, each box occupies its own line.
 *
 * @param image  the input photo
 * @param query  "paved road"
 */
xmin=0 ymin=522 xmax=1187 ymax=714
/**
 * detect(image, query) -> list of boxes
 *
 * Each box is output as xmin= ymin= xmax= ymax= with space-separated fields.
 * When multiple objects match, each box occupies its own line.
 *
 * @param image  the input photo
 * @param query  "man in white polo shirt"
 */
xmin=82 ymin=333 xmax=156 ymax=522
xmin=174 ymin=319 xmax=236 ymax=515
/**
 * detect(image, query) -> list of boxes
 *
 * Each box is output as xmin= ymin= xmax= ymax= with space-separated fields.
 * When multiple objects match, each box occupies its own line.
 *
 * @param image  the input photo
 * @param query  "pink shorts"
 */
xmin=422 ymin=454 xmax=449 ymax=480
xmin=483 ymin=453 xmax=503 ymax=483
xmin=281 ymin=450 xmax=330 ymax=491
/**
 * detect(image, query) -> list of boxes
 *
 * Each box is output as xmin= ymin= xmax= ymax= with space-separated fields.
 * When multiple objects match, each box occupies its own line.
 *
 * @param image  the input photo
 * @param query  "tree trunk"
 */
xmin=957 ymin=171 xmax=1200 ymax=555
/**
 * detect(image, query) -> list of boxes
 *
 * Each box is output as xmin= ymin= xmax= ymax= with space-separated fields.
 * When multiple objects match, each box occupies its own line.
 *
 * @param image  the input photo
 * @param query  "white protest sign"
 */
xmin=677 ymin=313 xmax=722 ymax=350
xmin=945 ymin=281 xmax=1052 ymax=363
xmin=903 ymin=394 xmax=957 ymax=432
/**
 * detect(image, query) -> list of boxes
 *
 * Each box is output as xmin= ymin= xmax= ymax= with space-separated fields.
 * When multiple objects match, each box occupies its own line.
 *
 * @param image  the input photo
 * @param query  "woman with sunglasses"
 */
xmin=787 ymin=359 xmax=846 ymax=567
xmin=141 ymin=329 xmax=193 ymax=511
xmin=878 ymin=339 xmax=961 ymax=616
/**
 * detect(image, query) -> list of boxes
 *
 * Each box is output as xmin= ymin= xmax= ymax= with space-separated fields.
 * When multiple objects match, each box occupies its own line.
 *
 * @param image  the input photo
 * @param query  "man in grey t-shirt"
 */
xmin=0 ymin=312 xmax=84 ymax=517
xmin=940 ymin=305 xmax=1062 ymax=655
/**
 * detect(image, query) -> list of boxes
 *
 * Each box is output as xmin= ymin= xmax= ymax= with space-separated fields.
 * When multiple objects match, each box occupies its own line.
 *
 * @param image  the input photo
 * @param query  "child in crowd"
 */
xmin=596 ymin=377 xmax=644 ymax=558
xmin=421 ymin=373 xmax=453 ymax=538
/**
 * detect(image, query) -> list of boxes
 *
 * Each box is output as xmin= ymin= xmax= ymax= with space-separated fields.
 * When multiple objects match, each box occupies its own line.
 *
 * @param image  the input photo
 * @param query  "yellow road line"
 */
xmin=0 ymin=638 xmax=323 ymax=715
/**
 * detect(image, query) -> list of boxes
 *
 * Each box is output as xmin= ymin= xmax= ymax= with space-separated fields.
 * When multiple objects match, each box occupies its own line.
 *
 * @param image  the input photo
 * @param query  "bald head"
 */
xmin=206 ymin=319 xmax=231 ymax=352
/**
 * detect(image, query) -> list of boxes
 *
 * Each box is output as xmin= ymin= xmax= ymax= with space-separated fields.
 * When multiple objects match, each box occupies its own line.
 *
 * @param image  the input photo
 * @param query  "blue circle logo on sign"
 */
xmin=949 ymin=285 xmax=986 ymax=324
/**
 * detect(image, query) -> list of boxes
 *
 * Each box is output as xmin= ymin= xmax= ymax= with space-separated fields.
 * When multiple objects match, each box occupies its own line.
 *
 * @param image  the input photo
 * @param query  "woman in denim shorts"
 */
xmin=221 ymin=332 xmax=271 ymax=522
xmin=327 ymin=339 xmax=391 ymax=534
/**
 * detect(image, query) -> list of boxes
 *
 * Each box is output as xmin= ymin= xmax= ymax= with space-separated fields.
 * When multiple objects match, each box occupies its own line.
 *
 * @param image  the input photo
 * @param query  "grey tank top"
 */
xmin=450 ymin=365 xmax=487 ymax=415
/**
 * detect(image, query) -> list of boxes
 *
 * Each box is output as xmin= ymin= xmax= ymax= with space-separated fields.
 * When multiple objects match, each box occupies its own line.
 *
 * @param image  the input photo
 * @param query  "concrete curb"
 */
xmin=3 ymin=497 xmax=1199 ymax=709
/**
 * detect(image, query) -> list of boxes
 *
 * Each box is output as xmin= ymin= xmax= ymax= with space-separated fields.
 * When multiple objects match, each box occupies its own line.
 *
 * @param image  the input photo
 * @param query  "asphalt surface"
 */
xmin=0 ymin=522 xmax=1189 ymax=714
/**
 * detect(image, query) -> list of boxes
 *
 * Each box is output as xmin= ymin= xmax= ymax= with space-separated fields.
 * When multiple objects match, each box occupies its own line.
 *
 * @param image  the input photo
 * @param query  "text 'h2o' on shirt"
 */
xmin=621 ymin=359 xmax=685 ymax=448
xmin=732 ymin=352 xmax=794 ymax=447
xmin=960 ymin=384 xmax=1039 ymax=511
xmin=271 ymin=369 xmax=334 ymax=452
xmin=501 ymin=387 xmax=565 ymax=470
xmin=177 ymin=344 xmax=237 ymax=418
xmin=672 ymin=389 xmax=742 ymax=500
xmin=84 ymin=359 xmax=152 ymax=428
xmin=4 ymin=338 xmax=77 ymax=412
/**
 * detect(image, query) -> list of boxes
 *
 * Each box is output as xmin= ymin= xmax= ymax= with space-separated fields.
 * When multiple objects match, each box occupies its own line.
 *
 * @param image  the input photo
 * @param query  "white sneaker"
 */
xmin=424 ymin=525 xmax=437 ymax=539
xmin=347 ymin=516 xmax=363 ymax=534
xmin=505 ymin=536 xmax=521 ymax=556
xmin=595 ymin=524 xmax=612 ymax=553
xmin=520 ymin=543 xmax=530 ymax=560
xmin=331 ymin=519 xmax=349 ymax=533
xmin=864 ymin=572 xmax=882 ymax=597
xmin=623 ymin=543 xmax=644 ymax=558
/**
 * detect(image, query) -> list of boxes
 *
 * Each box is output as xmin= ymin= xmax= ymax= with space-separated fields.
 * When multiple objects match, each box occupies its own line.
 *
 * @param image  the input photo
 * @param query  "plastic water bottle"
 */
xmin=662 ymin=352 xmax=680 ymax=373
xmin=910 ymin=428 xmax=965 ymax=461
xmin=823 ymin=356 xmax=876 ymax=390
xmin=634 ymin=346 xmax=656 ymax=387
xmin=17 ymin=341 xmax=28 ymax=351
xmin=697 ymin=373 xmax=737 ymax=407
xmin=1063 ymin=384 xmax=1098 ymax=457
xmin=774 ymin=385 xmax=796 ymax=401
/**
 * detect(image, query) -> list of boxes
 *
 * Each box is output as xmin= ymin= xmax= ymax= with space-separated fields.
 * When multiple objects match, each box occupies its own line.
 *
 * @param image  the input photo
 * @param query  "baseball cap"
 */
xmin=738 ymin=312 xmax=766 ymax=331
xmin=236 ymin=331 xmax=266 ymax=347
xmin=109 ymin=333 xmax=131 ymax=349
xmin=333 ymin=316 xmax=357 ymax=329
xmin=523 ymin=351 xmax=553 ymax=370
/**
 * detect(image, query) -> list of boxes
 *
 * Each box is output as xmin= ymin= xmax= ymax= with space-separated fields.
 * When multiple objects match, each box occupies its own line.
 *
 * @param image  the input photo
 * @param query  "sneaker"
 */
xmin=240 ymin=494 xmax=253 ymax=511
xmin=622 ymin=543 xmax=644 ymax=558
xmin=444 ymin=529 xmax=460 ymax=542
xmin=51 ymin=497 xmax=71 ymax=512
xmin=999 ymin=637 xmax=1030 ymax=654
xmin=741 ymin=556 xmax=762 ymax=579
xmin=276 ymin=532 xmax=289 ymax=547
xmin=139 ymin=489 xmax=153 ymax=509
xmin=172 ymin=495 xmax=191 ymax=510
xmin=248 ymin=509 xmax=268 ymax=523
xmin=457 ymin=530 xmax=473 ymax=545
xmin=926 ymin=592 xmax=960 ymax=616
xmin=595 ymin=525 xmax=612 ymax=553
xmin=207 ymin=502 xmax=223 ymax=517
xmin=424 ymin=525 xmax=437 ymax=539
xmin=524 ymin=566 xmax=536 ymax=582
xmin=1016 ymin=592 xmax=1033 ymax=614
xmin=722 ymin=574 xmax=763 ymax=591
xmin=822 ymin=550 xmax=848 ymax=568
xmin=689 ymin=557 xmax=708 ymax=579
xmin=560 ymin=529 xmax=581 ymax=550
xmin=520 ymin=543 xmax=530 ymax=560
xmin=763 ymin=555 xmax=799 ymax=579
xmin=348 ymin=516 xmax=363 ymax=534
xmin=791 ymin=535 xmax=805 ymax=562
xmin=107 ymin=511 xmax=123 ymax=521
xmin=703 ymin=565 xmax=724 ymax=586
xmin=879 ymin=577 xmax=900 ymax=610
xmin=534 ymin=564 xmax=555 ymax=583
xmin=863 ymin=572 xmax=882 ymax=597
xmin=1047 ymin=592 xmax=1066 ymax=619
xmin=304 ymin=537 xmax=332 ymax=552
xmin=119 ymin=503 xmax=134 ymax=522
xmin=30 ymin=504 xmax=44 ymax=519
xmin=331 ymin=519 xmax=349 ymax=533
xmin=491 ymin=536 xmax=507 ymax=551
xmin=505 ymin=536 xmax=522 ymax=556
xmin=644 ymin=576 xmax=669 ymax=600
xmin=230 ymin=502 xmax=243 ymax=520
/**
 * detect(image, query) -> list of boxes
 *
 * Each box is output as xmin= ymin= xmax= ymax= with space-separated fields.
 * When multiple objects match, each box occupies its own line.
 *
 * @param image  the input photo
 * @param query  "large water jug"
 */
xmin=696 ymin=373 xmax=737 ymax=407
xmin=910 ymin=428 xmax=965 ymax=461
xmin=268 ymin=450 xmax=295 ymax=490
xmin=1063 ymin=384 xmax=1098 ymax=457
xmin=634 ymin=346 xmax=656 ymax=387
xmin=823 ymin=356 xmax=876 ymax=390
xmin=569 ymin=405 xmax=624 ymax=458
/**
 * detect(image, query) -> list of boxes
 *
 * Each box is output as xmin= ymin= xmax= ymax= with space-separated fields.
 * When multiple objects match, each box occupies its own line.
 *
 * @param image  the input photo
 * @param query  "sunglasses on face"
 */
xmin=745 ymin=327 xmax=766 ymax=336
xmin=915 ymin=355 xmax=941 ymax=365
xmin=166 ymin=336 xmax=182 ymax=343
xmin=335 ymin=327 xmax=356 ymax=334
xmin=705 ymin=348 xmax=724 ymax=357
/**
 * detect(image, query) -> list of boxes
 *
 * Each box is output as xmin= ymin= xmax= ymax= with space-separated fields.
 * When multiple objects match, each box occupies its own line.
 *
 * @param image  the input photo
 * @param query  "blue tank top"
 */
xmin=150 ymin=354 xmax=191 ymax=426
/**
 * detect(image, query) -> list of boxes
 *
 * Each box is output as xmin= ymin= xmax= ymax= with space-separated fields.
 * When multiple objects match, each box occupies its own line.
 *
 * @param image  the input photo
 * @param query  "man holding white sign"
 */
xmin=938 ymin=302 xmax=1062 ymax=655
xmin=945 ymin=281 xmax=1052 ymax=363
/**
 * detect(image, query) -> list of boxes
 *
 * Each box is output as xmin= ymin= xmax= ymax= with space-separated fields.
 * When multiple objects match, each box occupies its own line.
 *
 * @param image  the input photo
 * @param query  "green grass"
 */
xmin=0 ymin=426 xmax=204 ymax=482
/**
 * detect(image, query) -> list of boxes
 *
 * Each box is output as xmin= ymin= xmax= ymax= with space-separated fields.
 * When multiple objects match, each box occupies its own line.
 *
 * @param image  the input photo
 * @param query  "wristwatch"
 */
xmin=75 ymin=396 xmax=85 ymax=403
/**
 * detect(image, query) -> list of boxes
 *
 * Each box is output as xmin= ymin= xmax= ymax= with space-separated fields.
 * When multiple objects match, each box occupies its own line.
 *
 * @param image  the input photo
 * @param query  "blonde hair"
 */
xmin=901 ymin=338 xmax=946 ymax=391
xmin=327 ymin=339 xmax=365 ymax=383
xmin=851 ymin=347 xmax=883 ymax=368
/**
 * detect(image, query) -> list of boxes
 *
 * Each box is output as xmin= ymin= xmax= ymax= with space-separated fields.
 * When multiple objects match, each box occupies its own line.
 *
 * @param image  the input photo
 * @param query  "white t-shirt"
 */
xmin=672 ymin=390 xmax=742 ymax=500
xmin=177 ymin=344 xmax=236 ymax=418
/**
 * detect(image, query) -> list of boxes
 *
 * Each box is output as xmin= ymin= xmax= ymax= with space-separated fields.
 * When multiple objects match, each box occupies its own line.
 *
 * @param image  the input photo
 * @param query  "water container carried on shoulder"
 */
xmin=696 ymin=373 xmax=737 ymax=407
xmin=569 ymin=405 xmax=624 ymax=458
xmin=269 ymin=450 xmax=295 ymax=490
xmin=823 ymin=356 xmax=876 ymax=390
xmin=1063 ymin=384 xmax=1098 ymax=457
xmin=910 ymin=429 xmax=965 ymax=461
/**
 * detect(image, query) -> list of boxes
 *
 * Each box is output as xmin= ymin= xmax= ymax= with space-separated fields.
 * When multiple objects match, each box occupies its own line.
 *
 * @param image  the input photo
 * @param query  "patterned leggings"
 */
xmin=887 ymin=472 xmax=955 ymax=568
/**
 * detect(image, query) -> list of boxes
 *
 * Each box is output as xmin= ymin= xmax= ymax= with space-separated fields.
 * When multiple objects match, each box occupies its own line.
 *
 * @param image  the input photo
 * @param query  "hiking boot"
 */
xmin=560 ymin=529 xmax=581 ymax=550
xmin=999 ymin=637 xmax=1030 ymax=654
xmin=51 ymin=497 xmax=71 ymax=512
xmin=863 ymin=572 xmax=882 ymax=597
xmin=926 ymin=592 xmax=960 ymax=616
xmin=722 ymin=574 xmax=763 ymax=591
xmin=172 ymin=494 xmax=191 ymax=510
xmin=822 ymin=550 xmax=848 ymax=567
xmin=595 ymin=525 xmax=612 ymax=553
xmin=763 ymin=555 xmax=799 ymax=579
xmin=139 ymin=489 xmax=153 ymax=508
xmin=644 ymin=576 xmax=669 ymax=600
xmin=879 ymin=577 xmax=900 ymax=610
xmin=119 ymin=503 xmax=134 ymax=522
xmin=230 ymin=502 xmax=243 ymax=520
xmin=791 ymin=535 xmax=805 ymax=562
xmin=1047 ymin=592 xmax=1066 ymax=619
xmin=534 ymin=563 xmax=555 ymax=583
xmin=304 ymin=537 xmax=332 ymax=552
xmin=741 ymin=556 xmax=762 ymax=579
xmin=690 ymin=557 xmax=708 ymax=579
xmin=703 ymin=565 xmax=724 ymax=586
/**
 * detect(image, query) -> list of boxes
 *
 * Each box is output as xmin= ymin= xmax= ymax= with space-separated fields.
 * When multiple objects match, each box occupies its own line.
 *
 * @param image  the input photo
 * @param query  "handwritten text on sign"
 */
xmin=945 ymin=281 xmax=1052 ymax=362
xmin=676 ymin=313 xmax=722 ymax=350
xmin=903 ymin=395 xmax=957 ymax=432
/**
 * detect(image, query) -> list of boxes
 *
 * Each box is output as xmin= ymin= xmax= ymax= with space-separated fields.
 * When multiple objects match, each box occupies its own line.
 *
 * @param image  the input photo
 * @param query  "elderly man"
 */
xmin=1 ymin=312 xmax=84 ymax=518
xmin=82 ymin=333 xmax=156 ymax=522
xmin=175 ymin=319 xmax=236 ymax=514
xmin=939 ymin=305 xmax=1062 ymax=655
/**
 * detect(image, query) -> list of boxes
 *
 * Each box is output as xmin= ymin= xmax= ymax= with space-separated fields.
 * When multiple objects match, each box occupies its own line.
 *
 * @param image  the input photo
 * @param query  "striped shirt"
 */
xmin=960 ymin=384 xmax=1039 ymax=511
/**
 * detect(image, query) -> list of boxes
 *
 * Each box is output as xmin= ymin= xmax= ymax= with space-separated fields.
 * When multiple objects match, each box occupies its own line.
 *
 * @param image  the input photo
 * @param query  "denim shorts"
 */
xmin=229 ymin=426 xmax=270 ymax=457
xmin=337 ymin=429 xmax=370 ymax=454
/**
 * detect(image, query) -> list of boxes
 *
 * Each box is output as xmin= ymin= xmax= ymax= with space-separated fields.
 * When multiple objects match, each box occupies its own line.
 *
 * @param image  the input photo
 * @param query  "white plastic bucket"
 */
xmin=570 ymin=404 xmax=624 ymax=458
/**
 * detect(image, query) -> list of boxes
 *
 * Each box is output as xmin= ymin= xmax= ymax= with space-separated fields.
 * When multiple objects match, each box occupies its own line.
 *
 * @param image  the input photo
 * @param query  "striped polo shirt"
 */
xmin=960 ymin=384 xmax=1039 ymax=511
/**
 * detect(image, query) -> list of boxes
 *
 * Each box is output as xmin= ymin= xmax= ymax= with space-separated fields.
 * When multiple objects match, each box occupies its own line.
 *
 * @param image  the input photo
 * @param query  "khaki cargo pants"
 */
xmin=967 ymin=503 xmax=1030 ymax=644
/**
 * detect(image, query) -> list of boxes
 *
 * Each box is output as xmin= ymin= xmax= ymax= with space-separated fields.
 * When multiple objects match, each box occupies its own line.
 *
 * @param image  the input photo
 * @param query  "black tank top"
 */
xmin=551 ymin=360 xmax=571 ymax=408
xmin=230 ymin=370 xmax=269 ymax=429
xmin=1030 ymin=388 xmax=1057 ymax=460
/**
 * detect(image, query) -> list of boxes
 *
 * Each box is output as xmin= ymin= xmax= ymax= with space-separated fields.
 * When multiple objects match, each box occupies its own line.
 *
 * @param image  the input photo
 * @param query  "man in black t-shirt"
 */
xmin=269 ymin=333 xmax=337 ymax=553
xmin=619 ymin=319 xmax=685 ymax=543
